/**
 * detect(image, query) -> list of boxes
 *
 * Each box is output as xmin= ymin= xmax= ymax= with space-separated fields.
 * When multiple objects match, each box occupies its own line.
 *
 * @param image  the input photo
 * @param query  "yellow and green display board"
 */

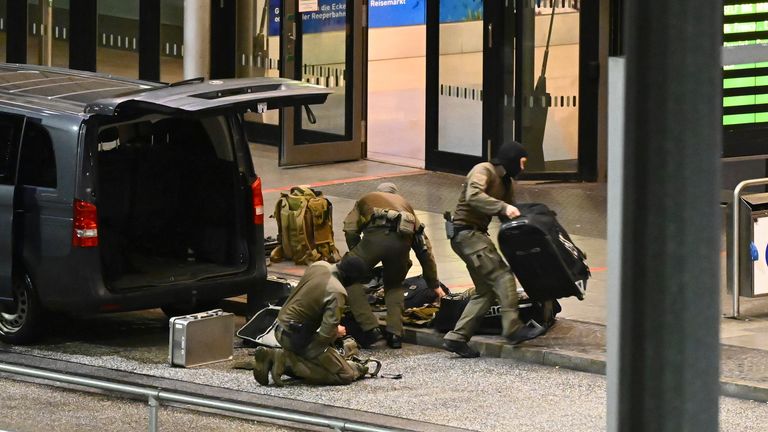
xmin=724 ymin=2 xmax=768 ymax=126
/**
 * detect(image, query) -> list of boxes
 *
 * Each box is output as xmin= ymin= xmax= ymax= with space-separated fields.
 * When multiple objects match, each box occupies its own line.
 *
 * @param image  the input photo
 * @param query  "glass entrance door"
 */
xmin=279 ymin=0 xmax=363 ymax=166
xmin=426 ymin=0 xmax=488 ymax=173
xmin=426 ymin=0 xmax=598 ymax=179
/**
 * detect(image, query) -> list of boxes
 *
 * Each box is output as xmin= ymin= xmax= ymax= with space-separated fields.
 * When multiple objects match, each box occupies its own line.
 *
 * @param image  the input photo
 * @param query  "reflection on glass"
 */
xmin=366 ymin=21 xmax=426 ymax=167
xmin=50 ymin=1 xmax=69 ymax=68
xmin=438 ymin=0 xmax=482 ymax=156
xmin=298 ymin=0 xmax=348 ymax=139
xmin=160 ymin=0 xmax=184 ymax=83
xmin=519 ymin=0 xmax=580 ymax=172
xmin=25 ymin=0 xmax=42 ymax=66
xmin=248 ymin=0 xmax=281 ymax=128
xmin=96 ymin=0 xmax=139 ymax=78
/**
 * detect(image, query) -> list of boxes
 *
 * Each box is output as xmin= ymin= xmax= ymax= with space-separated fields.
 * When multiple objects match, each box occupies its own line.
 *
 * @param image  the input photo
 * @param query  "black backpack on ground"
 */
xmin=402 ymin=275 xmax=450 ymax=309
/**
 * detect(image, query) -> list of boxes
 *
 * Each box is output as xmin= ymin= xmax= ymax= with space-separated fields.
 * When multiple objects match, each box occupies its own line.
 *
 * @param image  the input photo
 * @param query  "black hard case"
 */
xmin=498 ymin=203 xmax=590 ymax=301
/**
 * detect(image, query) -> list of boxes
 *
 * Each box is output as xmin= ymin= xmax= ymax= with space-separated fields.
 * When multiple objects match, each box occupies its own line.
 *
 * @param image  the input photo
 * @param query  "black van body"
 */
xmin=0 ymin=65 xmax=330 ymax=343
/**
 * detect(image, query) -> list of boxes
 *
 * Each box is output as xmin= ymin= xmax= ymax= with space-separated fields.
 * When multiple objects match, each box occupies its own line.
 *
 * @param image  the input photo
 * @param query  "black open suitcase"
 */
xmin=498 ymin=203 xmax=590 ymax=301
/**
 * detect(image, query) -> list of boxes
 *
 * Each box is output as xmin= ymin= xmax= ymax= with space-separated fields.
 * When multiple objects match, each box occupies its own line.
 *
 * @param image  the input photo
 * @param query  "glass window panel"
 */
xmin=245 ymin=0 xmax=281 ymax=129
xmin=26 ymin=0 xmax=40 ymax=65
xmin=51 ymin=1 xmax=68 ymax=68
xmin=298 ymin=0 xmax=350 ymax=140
xmin=19 ymin=123 xmax=56 ymax=189
xmin=519 ymin=1 xmax=580 ymax=172
xmin=161 ymin=0 xmax=184 ymax=83
xmin=438 ymin=0 xmax=483 ymax=156
xmin=366 ymin=2 xmax=426 ymax=167
xmin=97 ymin=0 xmax=139 ymax=79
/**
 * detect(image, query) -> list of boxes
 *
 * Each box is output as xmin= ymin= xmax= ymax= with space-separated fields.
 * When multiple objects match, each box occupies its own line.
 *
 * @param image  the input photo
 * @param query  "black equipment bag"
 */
xmin=236 ymin=305 xmax=281 ymax=347
xmin=432 ymin=291 xmax=559 ymax=334
xmin=402 ymin=275 xmax=450 ymax=309
xmin=498 ymin=203 xmax=590 ymax=301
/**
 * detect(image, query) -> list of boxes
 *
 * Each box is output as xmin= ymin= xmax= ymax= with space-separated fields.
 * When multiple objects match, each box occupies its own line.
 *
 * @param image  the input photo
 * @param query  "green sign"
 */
xmin=724 ymin=3 xmax=768 ymax=126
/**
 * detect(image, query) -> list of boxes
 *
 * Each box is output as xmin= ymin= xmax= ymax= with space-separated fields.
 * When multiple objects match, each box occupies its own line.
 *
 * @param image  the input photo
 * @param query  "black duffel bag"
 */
xmin=432 ymin=289 xmax=560 ymax=334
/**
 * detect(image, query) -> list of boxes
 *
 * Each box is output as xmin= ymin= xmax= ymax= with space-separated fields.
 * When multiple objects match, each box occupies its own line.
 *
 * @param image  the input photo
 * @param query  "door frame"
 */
xmin=0 ymin=114 xmax=24 ymax=303
xmin=279 ymin=0 xmax=364 ymax=166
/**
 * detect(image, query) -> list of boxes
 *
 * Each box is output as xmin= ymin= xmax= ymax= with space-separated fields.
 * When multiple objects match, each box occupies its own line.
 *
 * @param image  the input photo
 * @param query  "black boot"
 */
xmin=252 ymin=347 xmax=274 ymax=386
xmin=271 ymin=349 xmax=286 ymax=387
xmin=506 ymin=321 xmax=546 ymax=345
xmin=442 ymin=339 xmax=480 ymax=358
xmin=359 ymin=327 xmax=384 ymax=348
xmin=385 ymin=332 xmax=402 ymax=349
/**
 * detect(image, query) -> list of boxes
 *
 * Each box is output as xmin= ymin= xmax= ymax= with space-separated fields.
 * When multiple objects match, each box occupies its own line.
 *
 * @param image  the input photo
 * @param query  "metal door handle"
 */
xmin=488 ymin=23 xmax=493 ymax=48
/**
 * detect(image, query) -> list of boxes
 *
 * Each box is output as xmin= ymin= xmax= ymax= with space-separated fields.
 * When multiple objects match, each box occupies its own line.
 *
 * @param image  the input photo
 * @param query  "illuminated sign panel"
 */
xmin=724 ymin=2 xmax=768 ymax=126
xmin=722 ymin=1 xmax=768 ymax=157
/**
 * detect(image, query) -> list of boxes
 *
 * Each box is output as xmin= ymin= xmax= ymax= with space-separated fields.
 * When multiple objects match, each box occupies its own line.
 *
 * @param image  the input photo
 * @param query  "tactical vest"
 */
xmin=270 ymin=186 xmax=342 ymax=265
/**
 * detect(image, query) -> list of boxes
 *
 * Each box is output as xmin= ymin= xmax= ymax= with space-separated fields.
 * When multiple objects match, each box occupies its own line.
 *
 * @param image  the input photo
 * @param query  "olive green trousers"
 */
xmin=443 ymin=230 xmax=523 ymax=342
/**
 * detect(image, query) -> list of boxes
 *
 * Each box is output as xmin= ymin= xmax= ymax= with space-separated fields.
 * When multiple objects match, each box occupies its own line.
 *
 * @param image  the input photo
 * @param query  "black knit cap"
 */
xmin=336 ymin=254 xmax=370 ymax=286
xmin=491 ymin=141 xmax=528 ymax=178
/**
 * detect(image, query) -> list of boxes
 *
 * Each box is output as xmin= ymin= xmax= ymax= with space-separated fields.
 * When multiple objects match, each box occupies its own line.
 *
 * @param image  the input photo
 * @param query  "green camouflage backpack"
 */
xmin=269 ymin=186 xmax=341 ymax=265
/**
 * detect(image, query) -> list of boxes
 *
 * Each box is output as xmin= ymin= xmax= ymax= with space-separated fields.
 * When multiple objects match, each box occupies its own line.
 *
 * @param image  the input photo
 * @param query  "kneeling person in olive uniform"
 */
xmin=443 ymin=141 xmax=546 ymax=358
xmin=252 ymin=255 xmax=374 ymax=386
xmin=343 ymin=182 xmax=444 ymax=349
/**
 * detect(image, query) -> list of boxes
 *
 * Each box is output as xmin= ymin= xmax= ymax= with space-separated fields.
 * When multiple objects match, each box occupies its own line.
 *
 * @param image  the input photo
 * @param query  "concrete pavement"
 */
xmin=250 ymin=143 xmax=768 ymax=404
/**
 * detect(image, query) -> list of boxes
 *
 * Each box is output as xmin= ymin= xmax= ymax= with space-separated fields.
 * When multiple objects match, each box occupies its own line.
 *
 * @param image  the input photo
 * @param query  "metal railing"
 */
xmin=730 ymin=178 xmax=768 ymax=318
xmin=0 ymin=362 xmax=397 ymax=432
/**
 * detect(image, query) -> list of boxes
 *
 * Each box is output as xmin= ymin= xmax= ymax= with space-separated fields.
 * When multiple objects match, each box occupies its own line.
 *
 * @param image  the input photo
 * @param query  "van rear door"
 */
xmin=83 ymin=77 xmax=332 ymax=116
xmin=0 ymin=114 xmax=24 ymax=303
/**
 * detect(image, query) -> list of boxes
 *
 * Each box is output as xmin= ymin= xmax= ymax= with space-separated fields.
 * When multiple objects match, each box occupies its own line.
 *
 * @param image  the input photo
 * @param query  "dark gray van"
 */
xmin=0 ymin=65 xmax=330 ymax=344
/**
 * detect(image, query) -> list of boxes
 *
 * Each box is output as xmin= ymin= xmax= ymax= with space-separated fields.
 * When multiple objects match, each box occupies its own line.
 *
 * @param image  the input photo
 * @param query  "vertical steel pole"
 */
xmin=614 ymin=0 xmax=721 ymax=431
xmin=183 ymin=0 xmax=211 ymax=79
xmin=39 ymin=0 xmax=53 ymax=66
xmin=148 ymin=394 xmax=159 ymax=432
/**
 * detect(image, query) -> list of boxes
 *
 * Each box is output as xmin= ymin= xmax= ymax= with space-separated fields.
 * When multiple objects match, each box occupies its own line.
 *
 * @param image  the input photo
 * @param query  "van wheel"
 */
xmin=0 ymin=274 xmax=43 ymax=344
xmin=161 ymin=301 xmax=220 ymax=318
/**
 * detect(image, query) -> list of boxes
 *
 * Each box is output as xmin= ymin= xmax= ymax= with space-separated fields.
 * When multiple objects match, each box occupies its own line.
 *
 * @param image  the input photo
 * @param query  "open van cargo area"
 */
xmin=96 ymin=116 xmax=248 ymax=290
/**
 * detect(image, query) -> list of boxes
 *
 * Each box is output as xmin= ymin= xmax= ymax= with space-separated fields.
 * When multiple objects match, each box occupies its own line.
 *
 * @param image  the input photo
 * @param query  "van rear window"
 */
xmin=18 ymin=123 xmax=57 ymax=188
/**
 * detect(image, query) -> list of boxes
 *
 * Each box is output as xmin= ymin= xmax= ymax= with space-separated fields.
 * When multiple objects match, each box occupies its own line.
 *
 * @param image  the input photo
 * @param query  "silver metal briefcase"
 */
xmin=168 ymin=309 xmax=235 ymax=367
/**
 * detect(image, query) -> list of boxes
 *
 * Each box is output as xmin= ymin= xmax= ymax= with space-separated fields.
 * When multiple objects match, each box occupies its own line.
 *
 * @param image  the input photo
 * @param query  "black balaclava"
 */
xmin=336 ymin=254 xmax=370 ymax=287
xmin=491 ymin=141 xmax=528 ymax=179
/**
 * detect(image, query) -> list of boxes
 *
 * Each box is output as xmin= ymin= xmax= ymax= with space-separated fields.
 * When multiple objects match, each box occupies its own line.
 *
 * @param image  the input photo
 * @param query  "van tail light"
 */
xmin=72 ymin=199 xmax=99 ymax=247
xmin=251 ymin=177 xmax=264 ymax=225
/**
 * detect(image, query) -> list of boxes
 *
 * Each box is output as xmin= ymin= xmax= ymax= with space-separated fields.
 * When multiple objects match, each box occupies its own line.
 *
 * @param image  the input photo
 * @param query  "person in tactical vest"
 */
xmin=343 ymin=182 xmax=444 ymax=349
xmin=442 ymin=141 xmax=546 ymax=358
xmin=252 ymin=255 xmax=378 ymax=386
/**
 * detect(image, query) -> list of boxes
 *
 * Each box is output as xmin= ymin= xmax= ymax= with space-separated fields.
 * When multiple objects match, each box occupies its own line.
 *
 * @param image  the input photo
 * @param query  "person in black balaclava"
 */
xmin=442 ymin=141 xmax=546 ymax=358
xmin=491 ymin=140 xmax=529 ymax=181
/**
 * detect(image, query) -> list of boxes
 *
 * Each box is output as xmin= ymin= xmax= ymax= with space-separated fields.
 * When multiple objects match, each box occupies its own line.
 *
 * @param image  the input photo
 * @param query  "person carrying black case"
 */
xmin=442 ymin=141 xmax=546 ymax=359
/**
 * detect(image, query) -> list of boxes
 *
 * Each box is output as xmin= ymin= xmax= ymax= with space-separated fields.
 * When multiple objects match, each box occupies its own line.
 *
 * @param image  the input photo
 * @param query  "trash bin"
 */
xmin=727 ymin=192 xmax=768 ymax=297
